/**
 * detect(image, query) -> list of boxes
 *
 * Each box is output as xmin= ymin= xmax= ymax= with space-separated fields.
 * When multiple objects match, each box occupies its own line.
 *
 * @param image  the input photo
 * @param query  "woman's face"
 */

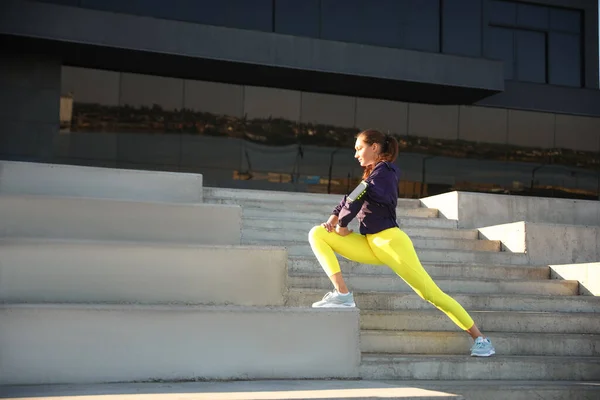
xmin=354 ymin=136 xmax=380 ymax=167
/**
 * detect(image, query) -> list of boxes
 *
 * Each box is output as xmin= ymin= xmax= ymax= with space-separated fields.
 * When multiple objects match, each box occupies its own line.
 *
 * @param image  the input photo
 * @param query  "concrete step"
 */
xmin=244 ymin=218 xmax=479 ymax=240
xmin=361 ymin=330 xmax=600 ymax=357
xmin=360 ymin=310 xmax=600 ymax=334
xmin=0 ymin=239 xmax=287 ymax=306
xmin=255 ymin=243 xmax=528 ymax=264
xmin=286 ymin=288 xmax=600 ymax=313
xmin=241 ymin=207 xmax=439 ymax=221
xmin=392 ymin=380 xmax=600 ymax=400
xmin=0 ymin=194 xmax=241 ymax=245
xmin=204 ymin=186 xmax=422 ymax=208
xmin=1 ymin=380 xmax=467 ymax=400
xmin=288 ymin=257 xmax=549 ymax=280
xmin=245 ymin=239 xmax=504 ymax=255
xmin=360 ymin=354 xmax=600 ymax=381
xmin=288 ymin=273 xmax=578 ymax=296
xmin=0 ymin=304 xmax=360 ymax=385
xmin=6 ymin=381 xmax=600 ymax=400
xmin=0 ymin=160 xmax=204 ymax=203
xmin=205 ymin=198 xmax=433 ymax=216
xmin=243 ymin=211 xmax=458 ymax=229
xmin=242 ymin=229 xmax=496 ymax=251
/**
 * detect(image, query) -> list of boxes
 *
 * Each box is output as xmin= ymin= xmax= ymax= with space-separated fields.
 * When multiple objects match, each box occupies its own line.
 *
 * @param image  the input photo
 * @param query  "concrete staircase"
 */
xmin=1 ymin=161 xmax=599 ymax=399
xmin=204 ymin=186 xmax=600 ymax=400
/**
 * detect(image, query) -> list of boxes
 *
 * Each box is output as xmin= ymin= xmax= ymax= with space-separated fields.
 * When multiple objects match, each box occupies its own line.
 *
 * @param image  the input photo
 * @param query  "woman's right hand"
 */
xmin=322 ymin=215 xmax=339 ymax=233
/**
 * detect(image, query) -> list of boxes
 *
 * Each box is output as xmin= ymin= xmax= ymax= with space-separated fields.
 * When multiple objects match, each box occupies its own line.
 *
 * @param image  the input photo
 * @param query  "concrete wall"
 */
xmin=0 ymin=160 xmax=204 ymax=203
xmin=478 ymin=221 xmax=600 ymax=265
xmin=550 ymin=262 xmax=600 ymax=296
xmin=0 ymin=241 xmax=287 ymax=306
xmin=0 ymin=304 xmax=361 ymax=384
xmin=0 ymin=52 xmax=61 ymax=161
xmin=422 ymin=191 xmax=600 ymax=228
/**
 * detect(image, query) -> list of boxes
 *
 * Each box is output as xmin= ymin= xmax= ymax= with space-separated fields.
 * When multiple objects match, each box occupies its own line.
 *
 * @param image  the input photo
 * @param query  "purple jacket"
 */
xmin=333 ymin=161 xmax=400 ymax=235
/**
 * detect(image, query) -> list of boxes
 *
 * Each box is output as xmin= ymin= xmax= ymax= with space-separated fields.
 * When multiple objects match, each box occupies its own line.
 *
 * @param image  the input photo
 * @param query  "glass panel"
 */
xmin=550 ymin=8 xmax=581 ymax=33
xmin=57 ymin=66 xmax=600 ymax=200
xmin=516 ymin=30 xmax=546 ymax=83
xmin=442 ymin=0 xmax=482 ymax=56
xmin=489 ymin=0 xmax=516 ymax=25
xmin=516 ymin=3 xmax=549 ymax=30
xmin=408 ymin=104 xmax=459 ymax=140
xmin=275 ymin=0 xmax=320 ymax=38
xmin=485 ymin=27 xmax=514 ymax=80
xmin=548 ymin=33 xmax=581 ymax=87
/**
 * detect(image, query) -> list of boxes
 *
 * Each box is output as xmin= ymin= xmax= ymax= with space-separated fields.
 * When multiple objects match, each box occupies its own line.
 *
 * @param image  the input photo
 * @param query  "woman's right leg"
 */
xmin=308 ymin=225 xmax=383 ymax=275
xmin=308 ymin=225 xmax=382 ymax=306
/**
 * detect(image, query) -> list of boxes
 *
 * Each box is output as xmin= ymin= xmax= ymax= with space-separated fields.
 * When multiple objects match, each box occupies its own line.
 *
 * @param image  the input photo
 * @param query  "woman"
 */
xmin=308 ymin=129 xmax=495 ymax=357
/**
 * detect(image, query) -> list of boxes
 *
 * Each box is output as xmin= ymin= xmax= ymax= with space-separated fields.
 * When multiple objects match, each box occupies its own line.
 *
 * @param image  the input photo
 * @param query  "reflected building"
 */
xmin=1 ymin=0 xmax=599 ymax=199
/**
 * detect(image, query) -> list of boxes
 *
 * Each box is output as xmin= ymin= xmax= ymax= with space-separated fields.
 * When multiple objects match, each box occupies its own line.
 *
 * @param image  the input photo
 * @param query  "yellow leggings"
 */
xmin=308 ymin=225 xmax=475 ymax=331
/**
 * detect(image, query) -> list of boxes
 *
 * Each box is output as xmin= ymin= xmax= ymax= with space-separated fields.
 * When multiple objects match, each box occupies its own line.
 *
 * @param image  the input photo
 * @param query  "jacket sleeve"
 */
xmin=337 ymin=194 xmax=364 ymax=227
xmin=331 ymin=195 xmax=347 ymax=217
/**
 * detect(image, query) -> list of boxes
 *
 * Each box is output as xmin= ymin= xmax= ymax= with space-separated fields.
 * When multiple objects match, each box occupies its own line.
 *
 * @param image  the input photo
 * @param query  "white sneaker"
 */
xmin=470 ymin=337 xmax=496 ymax=357
xmin=312 ymin=290 xmax=356 ymax=308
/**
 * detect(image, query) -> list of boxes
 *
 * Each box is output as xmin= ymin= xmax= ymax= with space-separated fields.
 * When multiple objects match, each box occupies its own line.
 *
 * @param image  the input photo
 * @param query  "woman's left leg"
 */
xmin=366 ymin=227 xmax=475 ymax=331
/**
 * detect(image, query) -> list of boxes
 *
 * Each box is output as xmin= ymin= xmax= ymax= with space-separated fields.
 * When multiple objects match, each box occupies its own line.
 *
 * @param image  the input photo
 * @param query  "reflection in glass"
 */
xmin=59 ymin=67 xmax=600 ymax=200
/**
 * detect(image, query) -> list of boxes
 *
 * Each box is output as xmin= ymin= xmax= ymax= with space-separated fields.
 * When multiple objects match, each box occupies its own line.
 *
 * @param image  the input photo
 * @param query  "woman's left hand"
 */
xmin=335 ymin=225 xmax=353 ymax=236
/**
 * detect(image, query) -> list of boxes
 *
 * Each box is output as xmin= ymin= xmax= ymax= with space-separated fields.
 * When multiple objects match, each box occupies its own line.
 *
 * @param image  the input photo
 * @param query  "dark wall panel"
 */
xmin=275 ymin=0 xmax=320 ymax=38
xmin=442 ymin=0 xmax=482 ymax=57
xmin=404 ymin=0 xmax=440 ymax=52
xmin=486 ymin=27 xmax=514 ymax=80
xmin=80 ymin=0 xmax=273 ymax=32
xmin=489 ymin=0 xmax=516 ymax=25
xmin=516 ymin=3 xmax=549 ymax=30
xmin=320 ymin=0 xmax=439 ymax=52
xmin=320 ymin=0 xmax=405 ymax=48
xmin=35 ymin=0 xmax=79 ymax=5
xmin=516 ymin=30 xmax=546 ymax=83
xmin=549 ymin=8 xmax=581 ymax=33
xmin=549 ymin=33 xmax=581 ymax=87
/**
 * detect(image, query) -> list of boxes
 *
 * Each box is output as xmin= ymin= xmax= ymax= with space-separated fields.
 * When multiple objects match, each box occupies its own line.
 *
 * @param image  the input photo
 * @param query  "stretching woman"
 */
xmin=308 ymin=129 xmax=495 ymax=357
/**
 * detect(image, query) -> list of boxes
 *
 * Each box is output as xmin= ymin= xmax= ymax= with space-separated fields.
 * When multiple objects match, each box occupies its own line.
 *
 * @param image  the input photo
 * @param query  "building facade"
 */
xmin=1 ymin=0 xmax=599 ymax=199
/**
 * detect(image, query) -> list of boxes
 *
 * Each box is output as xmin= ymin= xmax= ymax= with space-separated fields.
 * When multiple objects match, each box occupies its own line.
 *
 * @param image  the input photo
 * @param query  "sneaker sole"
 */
xmin=312 ymin=302 xmax=357 ymax=308
xmin=471 ymin=349 xmax=496 ymax=357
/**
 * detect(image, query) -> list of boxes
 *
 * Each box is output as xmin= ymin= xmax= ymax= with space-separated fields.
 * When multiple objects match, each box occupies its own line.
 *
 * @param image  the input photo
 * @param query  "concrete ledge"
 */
xmin=0 ymin=304 xmax=360 ymax=385
xmin=478 ymin=221 xmax=600 ymax=265
xmin=0 ymin=195 xmax=241 ymax=245
xmin=550 ymin=262 xmax=600 ymax=296
xmin=421 ymin=191 xmax=600 ymax=229
xmin=0 ymin=161 xmax=203 ymax=203
xmin=0 ymin=240 xmax=287 ymax=306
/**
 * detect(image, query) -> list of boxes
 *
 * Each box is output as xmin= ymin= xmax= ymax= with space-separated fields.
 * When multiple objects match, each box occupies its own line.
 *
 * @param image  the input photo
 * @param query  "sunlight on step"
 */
xmin=2 ymin=384 xmax=462 ymax=400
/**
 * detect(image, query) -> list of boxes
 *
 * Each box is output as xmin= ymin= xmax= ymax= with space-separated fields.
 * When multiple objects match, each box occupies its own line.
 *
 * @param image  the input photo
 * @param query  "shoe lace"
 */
xmin=473 ymin=338 xmax=488 ymax=349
